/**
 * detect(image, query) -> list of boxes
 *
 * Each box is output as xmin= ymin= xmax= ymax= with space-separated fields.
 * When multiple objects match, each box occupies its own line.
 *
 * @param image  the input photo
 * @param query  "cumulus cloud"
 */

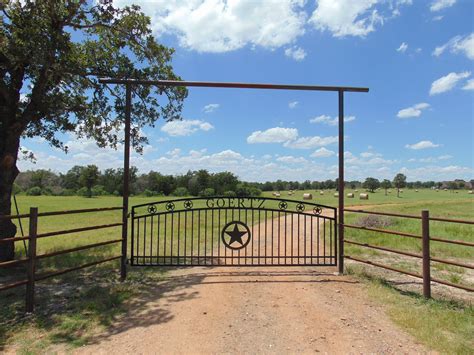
xmin=309 ymin=0 xmax=411 ymax=38
xmin=114 ymin=0 xmax=412 ymax=53
xmin=203 ymin=103 xmax=219 ymax=113
xmin=462 ymin=79 xmax=474 ymax=90
xmin=397 ymin=103 xmax=430 ymax=118
xmin=397 ymin=42 xmax=408 ymax=53
xmin=161 ymin=119 xmax=214 ymax=136
xmin=309 ymin=115 xmax=356 ymax=126
xmin=114 ymin=0 xmax=307 ymax=53
xmin=432 ymin=33 xmax=474 ymax=60
xmin=430 ymin=0 xmax=456 ymax=12
xmin=247 ymin=127 xmax=298 ymax=144
xmin=405 ymin=140 xmax=440 ymax=150
xmin=284 ymin=135 xmax=338 ymax=149
xmin=429 ymin=71 xmax=471 ymax=95
xmin=311 ymin=147 xmax=335 ymax=158
xmin=247 ymin=126 xmax=338 ymax=149
xmin=276 ymin=155 xmax=308 ymax=164
xmin=19 ymin=137 xmax=471 ymax=182
xmin=288 ymin=101 xmax=299 ymax=109
xmin=284 ymin=46 xmax=307 ymax=61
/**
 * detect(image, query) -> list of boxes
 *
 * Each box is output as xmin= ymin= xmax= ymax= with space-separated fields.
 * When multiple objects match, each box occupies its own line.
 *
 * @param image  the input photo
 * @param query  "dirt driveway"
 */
xmin=75 ymin=266 xmax=427 ymax=354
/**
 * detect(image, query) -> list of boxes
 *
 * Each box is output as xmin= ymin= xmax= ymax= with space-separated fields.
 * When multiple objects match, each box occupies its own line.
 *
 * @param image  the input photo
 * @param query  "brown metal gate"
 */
xmin=130 ymin=197 xmax=337 ymax=266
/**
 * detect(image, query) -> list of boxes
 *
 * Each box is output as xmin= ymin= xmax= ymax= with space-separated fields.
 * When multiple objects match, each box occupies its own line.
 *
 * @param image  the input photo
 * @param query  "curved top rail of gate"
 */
xmin=132 ymin=196 xmax=336 ymax=220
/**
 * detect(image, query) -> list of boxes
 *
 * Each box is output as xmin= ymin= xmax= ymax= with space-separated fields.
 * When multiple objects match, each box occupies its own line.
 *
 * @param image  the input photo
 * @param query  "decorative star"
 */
xmin=225 ymin=224 xmax=247 ymax=246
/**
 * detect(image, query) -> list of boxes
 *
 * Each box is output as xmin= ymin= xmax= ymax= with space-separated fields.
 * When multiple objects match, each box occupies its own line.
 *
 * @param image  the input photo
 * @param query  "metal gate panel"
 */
xmin=130 ymin=197 xmax=337 ymax=267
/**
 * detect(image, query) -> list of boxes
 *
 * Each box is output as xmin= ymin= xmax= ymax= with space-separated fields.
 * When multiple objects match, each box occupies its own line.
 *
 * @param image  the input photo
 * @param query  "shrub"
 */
xmin=41 ymin=187 xmax=53 ymax=196
xmin=77 ymin=187 xmax=89 ymax=197
xmin=249 ymin=187 xmax=262 ymax=197
xmin=113 ymin=190 xmax=120 ymax=196
xmin=12 ymin=183 xmax=23 ymax=194
xmin=91 ymin=185 xmax=107 ymax=196
xmin=26 ymin=186 xmax=42 ymax=196
xmin=223 ymin=190 xmax=237 ymax=197
xmin=172 ymin=187 xmax=189 ymax=197
xmin=143 ymin=189 xmax=153 ymax=197
xmin=199 ymin=188 xmax=215 ymax=197
xmin=60 ymin=189 xmax=75 ymax=196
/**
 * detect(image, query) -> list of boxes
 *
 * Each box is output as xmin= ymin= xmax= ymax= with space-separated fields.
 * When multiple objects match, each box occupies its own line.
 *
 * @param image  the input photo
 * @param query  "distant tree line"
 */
xmin=13 ymin=166 xmax=473 ymax=198
xmin=14 ymin=166 xmax=262 ymax=198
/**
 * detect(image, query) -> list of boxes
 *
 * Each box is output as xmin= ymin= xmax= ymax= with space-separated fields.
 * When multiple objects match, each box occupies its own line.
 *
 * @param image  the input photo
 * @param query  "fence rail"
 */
xmin=343 ymin=208 xmax=474 ymax=296
xmin=0 ymin=206 xmax=123 ymax=313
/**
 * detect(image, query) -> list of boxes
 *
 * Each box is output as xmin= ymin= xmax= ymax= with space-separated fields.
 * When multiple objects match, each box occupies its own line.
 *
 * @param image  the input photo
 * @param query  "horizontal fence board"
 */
xmin=0 ymin=279 xmax=29 ymax=292
xmin=36 ymin=239 xmax=122 ymax=259
xmin=37 ymin=223 xmax=123 ymax=239
xmin=35 ymin=255 xmax=121 ymax=281
xmin=343 ymin=223 xmax=422 ymax=239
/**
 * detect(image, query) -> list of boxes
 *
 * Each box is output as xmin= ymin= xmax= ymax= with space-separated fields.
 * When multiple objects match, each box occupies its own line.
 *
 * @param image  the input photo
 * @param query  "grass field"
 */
xmin=1 ymin=189 xmax=473 ymax=353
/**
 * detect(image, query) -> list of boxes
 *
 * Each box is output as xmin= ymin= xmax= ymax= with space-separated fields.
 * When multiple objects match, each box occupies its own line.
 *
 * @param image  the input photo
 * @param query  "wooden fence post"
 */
xmin=26 ymin=207 xmax=38 ymax=313
xmin=421 ymin=210 xmax=431 ymax=298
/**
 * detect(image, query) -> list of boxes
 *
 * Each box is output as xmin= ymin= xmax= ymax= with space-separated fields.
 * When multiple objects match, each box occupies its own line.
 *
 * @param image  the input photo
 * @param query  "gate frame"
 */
xmin=99 ymin=78 xmax=369 ymax=279
xmin=130 ymin=196 xmax=338 ymax=267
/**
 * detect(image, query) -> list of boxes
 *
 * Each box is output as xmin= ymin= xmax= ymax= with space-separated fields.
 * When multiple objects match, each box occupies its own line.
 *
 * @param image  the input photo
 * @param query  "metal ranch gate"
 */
xmin=131 ymin=197 xmax=336 ymax=266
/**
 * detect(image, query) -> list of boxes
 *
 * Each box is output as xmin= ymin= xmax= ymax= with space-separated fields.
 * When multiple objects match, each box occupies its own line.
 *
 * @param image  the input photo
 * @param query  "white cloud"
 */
xmin=288 ymin=101 xmax=299 ymax=109
xmin=432 ymin=15 xmax=444 ymax=21
xmin=311 ymin=147 xmax=335 ymax=158
xmin=247 ymin=127 xmax=298 ymax=144
xmin=161 ymin=119 xmax=214 ymax=136
xmin=462 ymin=79 xmax=474 ymax=90
xmin=405 ymin=140 xmax=440 ymax=150
xmin=284 ymin=135 xmax=338 ymax=149
xmin=19 ymin=137 xmax=471 ymax=182
xmin=310 ymin=114 xmax=356 ymax=126
xmin=397 ymin=102 xmax=430 ymax=118
xmin=276 ymin=155 xmax=308 ymax=164
xmin=284 ymin=46 xmax=307 ymax=61
xmin=432 ymin=33 xmax=474 ymax=60
xmin=308 ymin=0 xmax=411 ymax=38
xmin=429 ymin=71 xmax=471 ymax=95
xmin=430 ymin=0 xmax=456 ymax=12
xmin=203 ymin=103 xmax=219 ymax=113
xmin=397 ymin=42 xmax=408 ymax=53
xmin=114 ymin=0 xmax=307 ymax=53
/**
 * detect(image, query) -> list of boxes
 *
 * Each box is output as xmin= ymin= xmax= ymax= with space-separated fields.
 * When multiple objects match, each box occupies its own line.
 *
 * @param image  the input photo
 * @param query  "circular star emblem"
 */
xmin=313 ymin=206 xmax=322 ymax=215
xmin=165 ymin=202 xmax=175 ymax=212
xmin=296 ymin=203 xmax=305 ymax=212
xmin=279 ymin=201 xmax=288 ymax=210
xmin=221 ymin=221 xmax=251 ymax=250
xmin=183 ymin=200 xmax=193 ymax=209
xmin=147 ymin=204 xmax=157 ymax=214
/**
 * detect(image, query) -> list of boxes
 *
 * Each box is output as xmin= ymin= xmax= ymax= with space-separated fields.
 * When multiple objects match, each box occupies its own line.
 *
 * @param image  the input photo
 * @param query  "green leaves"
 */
xmin=1 ymin=0 xmax=187 ymax=152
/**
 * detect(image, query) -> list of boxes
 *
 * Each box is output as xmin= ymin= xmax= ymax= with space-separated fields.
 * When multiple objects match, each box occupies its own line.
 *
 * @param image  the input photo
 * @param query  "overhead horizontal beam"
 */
xmin=98 ymin=78 xmax=369 ymax=93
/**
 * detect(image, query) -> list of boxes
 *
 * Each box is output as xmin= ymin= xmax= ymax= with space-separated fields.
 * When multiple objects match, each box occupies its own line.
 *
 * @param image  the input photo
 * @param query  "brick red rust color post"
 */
xmin=121 ymin=84 xmax=131 ymax=281
xmin=26 ymin=207 xmax=38 ymax=313
xmin=338 ymin=90 xmax=344 ymax=274
xmin=422 ymin=210 xmax=431 ymax=298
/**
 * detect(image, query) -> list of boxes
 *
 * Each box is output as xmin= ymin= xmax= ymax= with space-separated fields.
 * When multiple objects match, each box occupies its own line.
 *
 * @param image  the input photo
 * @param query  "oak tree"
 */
xmin=0 ymin=0 xmax=187 ymax=261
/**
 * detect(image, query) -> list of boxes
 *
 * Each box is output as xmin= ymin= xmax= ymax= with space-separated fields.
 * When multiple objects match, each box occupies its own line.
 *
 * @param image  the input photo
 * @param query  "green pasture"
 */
xmin=1 ymin=191 xmax=473 ymax=353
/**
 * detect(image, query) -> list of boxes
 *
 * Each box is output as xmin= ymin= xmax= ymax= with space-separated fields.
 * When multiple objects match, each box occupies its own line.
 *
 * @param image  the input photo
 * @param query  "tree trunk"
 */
xmin=397 ymin=188 xmax=400 ymax=198
xmin=0 ymin=130 xmax=20 ymax=262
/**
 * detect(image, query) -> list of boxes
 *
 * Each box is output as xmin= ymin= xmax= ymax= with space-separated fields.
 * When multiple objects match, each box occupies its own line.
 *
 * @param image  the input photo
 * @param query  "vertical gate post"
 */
xmin=26 ymin=207 xmax=38 ymax=313
xmin=422 ymin=210 xmax=431 ymax=298
xmin=121 ymin=84 xmax=132 ymax=281
xmin=337 ymin=90 xmax=345 ymax=274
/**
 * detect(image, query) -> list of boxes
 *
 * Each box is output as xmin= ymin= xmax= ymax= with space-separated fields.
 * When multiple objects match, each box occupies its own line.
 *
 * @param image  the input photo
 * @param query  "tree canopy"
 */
xmin=0 ymin=0 xmax=187 ymax=261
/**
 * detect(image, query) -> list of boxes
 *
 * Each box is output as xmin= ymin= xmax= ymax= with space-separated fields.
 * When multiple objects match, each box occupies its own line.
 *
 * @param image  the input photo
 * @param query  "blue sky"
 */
xmin=20 ymin=0 xmax=473 ymax=182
